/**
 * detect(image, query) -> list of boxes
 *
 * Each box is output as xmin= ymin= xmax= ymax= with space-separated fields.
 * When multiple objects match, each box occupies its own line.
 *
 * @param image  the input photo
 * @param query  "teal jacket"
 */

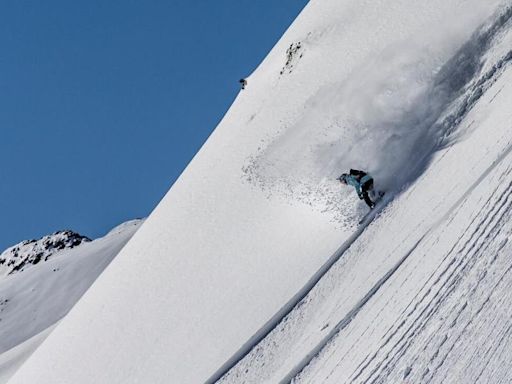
xmin=344 ymin=174 xmax=372 ymax=196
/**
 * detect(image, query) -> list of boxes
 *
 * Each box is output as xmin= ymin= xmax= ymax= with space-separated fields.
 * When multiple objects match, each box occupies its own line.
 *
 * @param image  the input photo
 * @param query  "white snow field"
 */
xmin=0 ymin=326 xmax=54 ymax=384
xmin=9 ymin=0 xmax=512 ymax=383
xmin=0 ymin=220 xmax=141 ymax=383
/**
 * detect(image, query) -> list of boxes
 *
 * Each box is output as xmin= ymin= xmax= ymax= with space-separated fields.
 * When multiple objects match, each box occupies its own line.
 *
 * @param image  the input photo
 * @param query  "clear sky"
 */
xmin=0 ymin=0 xmax=309 ymax=250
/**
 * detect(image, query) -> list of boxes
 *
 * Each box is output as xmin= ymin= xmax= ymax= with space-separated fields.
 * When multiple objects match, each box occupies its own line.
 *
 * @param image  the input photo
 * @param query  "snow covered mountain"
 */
xmin=0 ymin=220 xmax=142 ymax=383
xmin=8 ymin=1 xmax=512 ymax=383
xmin=0 ymin=230 xmax=90 ymax=277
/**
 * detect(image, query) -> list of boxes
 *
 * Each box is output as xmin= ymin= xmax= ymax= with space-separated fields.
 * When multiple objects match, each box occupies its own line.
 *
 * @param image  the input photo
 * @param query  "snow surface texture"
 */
xmin=218 ymin=10 xmax=512 ymax=383
xmin=8 ymin=1 xmax=512 ymax=383
xmin=0 ymin=220 xmax=141 ymax=383
xmin=0 ymin=326 xmax=54 ymax=384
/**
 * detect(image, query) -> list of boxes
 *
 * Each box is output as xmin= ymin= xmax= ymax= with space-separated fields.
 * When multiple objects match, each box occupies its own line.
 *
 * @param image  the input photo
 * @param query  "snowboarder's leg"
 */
xmin=370 ymin=189 xmax=385 ymax=200
xmin=362 ymin=191 xmax=374 ymax=208
xmin=361 ymin=180 xmax=375 ymax=208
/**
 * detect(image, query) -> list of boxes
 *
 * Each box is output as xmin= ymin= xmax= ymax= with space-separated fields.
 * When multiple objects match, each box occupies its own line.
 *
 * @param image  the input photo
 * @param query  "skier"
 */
xmin=239 ymin=78 xmax=247 ymax=90
xmin=338 ymin=169 xmax=377 ymax=208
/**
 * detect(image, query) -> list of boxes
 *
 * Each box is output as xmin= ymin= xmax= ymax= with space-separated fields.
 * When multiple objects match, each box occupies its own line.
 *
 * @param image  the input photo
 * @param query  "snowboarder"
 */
xmin=338 ymin=169 xmax=377 ymax=209
xmin=239 ymin=78 xmax=247 ymax=90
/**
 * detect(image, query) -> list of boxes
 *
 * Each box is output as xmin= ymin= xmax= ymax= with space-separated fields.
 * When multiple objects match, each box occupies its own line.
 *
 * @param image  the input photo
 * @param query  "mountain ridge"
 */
xmin=0 ymin=230 xmax=90 ymax=277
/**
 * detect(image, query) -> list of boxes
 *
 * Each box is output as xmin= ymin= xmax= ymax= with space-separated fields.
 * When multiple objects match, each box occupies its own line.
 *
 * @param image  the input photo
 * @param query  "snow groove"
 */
xmin=434 ymin=6 xmax=512 ymax=147
xmin=216 ymin=8 xmax=512 ymax=384
xmin=279 ymin=234 xmax=428 ymax=384
xmin=294 ymin=143 xmax=512 ymax=384
xmin=206 ymin=198 xmax=394 ymax=384
xmin=350 ymin=162 xmax=512 ymax=383
xmin=293 ymin=79 xmax=512 ymax=383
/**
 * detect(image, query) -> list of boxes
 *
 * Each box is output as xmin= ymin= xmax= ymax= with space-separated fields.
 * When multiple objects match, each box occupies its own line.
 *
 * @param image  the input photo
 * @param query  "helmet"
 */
xmin=338 ymin=173 xmax=348 ymax=184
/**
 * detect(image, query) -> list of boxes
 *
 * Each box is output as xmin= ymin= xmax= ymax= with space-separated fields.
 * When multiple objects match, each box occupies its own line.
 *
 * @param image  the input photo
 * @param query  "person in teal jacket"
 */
xmin=338 ymin=169 xmax=376 ymax=208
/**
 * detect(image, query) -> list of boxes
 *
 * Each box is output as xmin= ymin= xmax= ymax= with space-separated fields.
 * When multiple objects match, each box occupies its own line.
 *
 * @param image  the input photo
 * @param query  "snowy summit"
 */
xmin=0 ymin=231 xmax=90 ymax=277
xmin=0 ymin=220 xmax=142 ymax=383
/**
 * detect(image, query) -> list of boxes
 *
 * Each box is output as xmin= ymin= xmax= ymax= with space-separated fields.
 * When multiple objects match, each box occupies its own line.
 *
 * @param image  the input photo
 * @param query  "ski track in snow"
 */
xmin=280 ymin=233 xmax=428 ymax=384
xmin=303 ymin=142 xmax=512 ymax=384
xmin=218 ymin=6 xmax=512 ymax=384
xmin=223 ymin=74 xmax=512 ymax=384
xmin=300 ymin=64 xmax=512 ymax=384
xmin=206 ymin=194 xmax=394 ymax=384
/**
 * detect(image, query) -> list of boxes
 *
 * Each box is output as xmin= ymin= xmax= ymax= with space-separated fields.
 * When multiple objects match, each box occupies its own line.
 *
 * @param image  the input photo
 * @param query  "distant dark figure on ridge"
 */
xmin=239 ymin=78 xmax=247 ymax=90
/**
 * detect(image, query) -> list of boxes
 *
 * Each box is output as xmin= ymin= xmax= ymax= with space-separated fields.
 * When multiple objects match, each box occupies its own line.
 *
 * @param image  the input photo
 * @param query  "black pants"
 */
xmin=361 ymin=179 xmax=374 ymax=208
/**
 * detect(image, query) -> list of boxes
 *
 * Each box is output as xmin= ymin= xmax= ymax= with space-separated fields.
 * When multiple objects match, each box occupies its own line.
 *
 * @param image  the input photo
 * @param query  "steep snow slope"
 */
xmin=218 ymin=10 xmax=512 ymax=383
xmin=295 ymin=73 xmax=512 ymax=384
xmin=0 ymin=220 xmax=141 ymax=383
xmin=8 ymin=1 xmax=509 ymax=384
xmin=0 ymin=327 xmax=54 ymax=384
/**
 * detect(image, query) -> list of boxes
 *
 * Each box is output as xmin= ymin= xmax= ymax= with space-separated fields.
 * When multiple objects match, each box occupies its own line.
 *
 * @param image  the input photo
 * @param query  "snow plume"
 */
xmin=246 ymin=4 xmax=512 ymax=220
xmin=330 ymin=5 xmax=512 ymax=190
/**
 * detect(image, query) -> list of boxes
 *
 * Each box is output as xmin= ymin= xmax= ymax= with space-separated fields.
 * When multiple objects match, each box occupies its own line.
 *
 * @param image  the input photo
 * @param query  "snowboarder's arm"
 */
xmin=345 ymin=175 xmax=363 ymax=197
xmin=353 ymin=180 xmax=363 ymax=197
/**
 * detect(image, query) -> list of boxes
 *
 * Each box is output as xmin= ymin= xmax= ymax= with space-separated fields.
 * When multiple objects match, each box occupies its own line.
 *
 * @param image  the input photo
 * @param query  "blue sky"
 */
xmin=0 ymin=1 xmax=309 ymax=249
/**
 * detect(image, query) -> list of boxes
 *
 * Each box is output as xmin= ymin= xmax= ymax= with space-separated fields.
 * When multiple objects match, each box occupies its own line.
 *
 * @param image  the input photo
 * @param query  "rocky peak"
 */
xmin=0 ymin=230 xmax=91 ymax=276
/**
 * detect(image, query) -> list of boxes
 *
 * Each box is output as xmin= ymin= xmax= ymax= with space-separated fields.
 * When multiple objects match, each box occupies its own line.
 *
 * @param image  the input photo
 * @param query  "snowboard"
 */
xmin=358 ymin=191 xmax=386 ymax=225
